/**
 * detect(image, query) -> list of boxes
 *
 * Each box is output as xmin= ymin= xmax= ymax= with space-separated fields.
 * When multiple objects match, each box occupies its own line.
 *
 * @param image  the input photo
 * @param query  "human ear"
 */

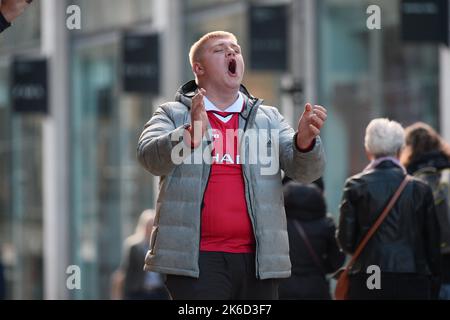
xmin=365 ymin=149 xmax=374 ymax=161
xmin=193 ymin=62 xmax=205 ymax=76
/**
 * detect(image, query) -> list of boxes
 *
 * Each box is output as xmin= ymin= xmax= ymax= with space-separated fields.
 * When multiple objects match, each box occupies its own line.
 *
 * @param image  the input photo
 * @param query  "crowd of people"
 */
xmin=133 ymin=31 xmax=450 ymax=300
xmin=122 ymin=117 xmax=450 ymax=301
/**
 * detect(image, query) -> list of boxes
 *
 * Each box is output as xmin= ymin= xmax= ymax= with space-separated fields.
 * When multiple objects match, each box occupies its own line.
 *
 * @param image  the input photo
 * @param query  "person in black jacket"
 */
xmin=337 ymin=118 xmax=441 ymax=300
xmin=279 ymin=180 xmax=345 ymax=299
xmin=401 ymin=122 xmax=450 ymax=300
xmin=111 ymin=210 xmax=170 ymax=300
xmin=0 ymin=0 xmax=32 ymax=34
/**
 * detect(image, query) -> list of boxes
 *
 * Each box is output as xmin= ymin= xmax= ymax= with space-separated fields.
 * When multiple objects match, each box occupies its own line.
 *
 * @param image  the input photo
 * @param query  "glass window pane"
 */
xmin=70 ymin=40 xmax=154 ymax=299
xmin=0 ymin=64 xmax=44 ymax=300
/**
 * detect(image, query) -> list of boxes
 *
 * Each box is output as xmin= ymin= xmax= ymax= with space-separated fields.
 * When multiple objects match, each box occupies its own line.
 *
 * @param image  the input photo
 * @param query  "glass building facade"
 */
xmin=318 ymin=0 xmax=439 ymax=210
xmin=0 ymin=0 xmax=445 ymax=299
xmin=0 ymin=1 xmax=44 ymax=299
xmin=69 ymin=0 xmax=156 ymax=299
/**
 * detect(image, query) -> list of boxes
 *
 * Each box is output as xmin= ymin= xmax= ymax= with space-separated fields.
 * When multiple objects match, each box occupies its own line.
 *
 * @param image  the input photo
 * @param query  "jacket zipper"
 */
xmin=198 ymin=139 xmax=212 ymax=276
xmin=240 ymin=98 xmax=262 ymax=279
xmin=196 ymin=98 xmax=261 ymax=278
xmin=242 ymin=163 xmax=259 ymax=278
xmin=184 ymin=97 xmax=213 ymax=277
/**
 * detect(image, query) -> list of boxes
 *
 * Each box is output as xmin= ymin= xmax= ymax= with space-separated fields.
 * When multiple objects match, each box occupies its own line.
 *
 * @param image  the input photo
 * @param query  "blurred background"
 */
xmin=0 ymin=0 xmax=449 ymax=299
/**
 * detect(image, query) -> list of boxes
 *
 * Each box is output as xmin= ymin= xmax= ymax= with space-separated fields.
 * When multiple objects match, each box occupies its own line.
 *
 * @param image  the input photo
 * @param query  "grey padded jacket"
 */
xmin=137 ymin=80 xmax=325 ymax=279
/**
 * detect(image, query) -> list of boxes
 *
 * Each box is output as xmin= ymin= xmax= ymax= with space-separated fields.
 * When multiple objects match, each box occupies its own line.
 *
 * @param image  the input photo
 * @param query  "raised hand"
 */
xmin=185 ymin=88 xmax=208 ymax=148
xmin=296 ymin=103 xmax=327 ymax=150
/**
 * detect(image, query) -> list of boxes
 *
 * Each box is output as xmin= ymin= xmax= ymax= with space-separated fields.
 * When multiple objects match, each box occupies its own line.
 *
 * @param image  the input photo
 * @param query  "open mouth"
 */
xmin=228 ymin=59 xmax=237 ymax=75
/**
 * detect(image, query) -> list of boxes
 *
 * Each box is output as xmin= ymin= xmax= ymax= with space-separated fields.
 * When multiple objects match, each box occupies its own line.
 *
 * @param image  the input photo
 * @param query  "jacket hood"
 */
xmin=407 ymin=151 xmax=450 ymax=174
xmin=174 ymin=80 xmax=260 ymax=112
xmin=283 ymin=182 xmax=327 ymax=221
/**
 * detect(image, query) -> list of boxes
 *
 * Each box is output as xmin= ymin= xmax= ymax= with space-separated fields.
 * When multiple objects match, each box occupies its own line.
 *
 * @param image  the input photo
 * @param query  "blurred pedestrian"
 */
xmin=0 ymin=0 xmax=33 ymax=33
xmin=401 ymin=122 xmax=450 ymax=300
xmin=112 ymin=209 xmax=170 ymax=300
xmin=279 ymin=181 xmax=345 ymax=299
xmin=137 ymin=30 xmax=326 ymax=299
xmin=337 ymin=118 xmax=441 ymax=299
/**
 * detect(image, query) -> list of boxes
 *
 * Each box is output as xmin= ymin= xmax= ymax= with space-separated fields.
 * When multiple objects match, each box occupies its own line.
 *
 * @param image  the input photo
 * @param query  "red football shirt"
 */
xmin=200 ymin=106 xmax=256 ymax=253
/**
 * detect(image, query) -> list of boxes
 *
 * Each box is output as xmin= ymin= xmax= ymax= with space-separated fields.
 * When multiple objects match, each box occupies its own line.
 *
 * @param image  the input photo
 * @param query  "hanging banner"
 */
xmin=11 ymin=58 xmax=48 ymax=113
xmin=249 ymin=4 xmax=288 ymax=71
xmin=122 ymin=33 xmax=160 ymax=94
xmin=401 ymin=0 xmax=449 ymax=45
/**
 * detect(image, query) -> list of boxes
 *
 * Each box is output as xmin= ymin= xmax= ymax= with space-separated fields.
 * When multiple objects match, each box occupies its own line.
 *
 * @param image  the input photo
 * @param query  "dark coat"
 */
xmin=120 ymin=238 xmax=169 ymax=300
xmin=337 ymin=160 xmax=441 ymax=298
xmin=407 ymin=151 xmax=450 ymax=284
xmin=278 ymin=182 xmax=345 ymax=299
xmin=406 ymin=151 xmax=450 ymax=175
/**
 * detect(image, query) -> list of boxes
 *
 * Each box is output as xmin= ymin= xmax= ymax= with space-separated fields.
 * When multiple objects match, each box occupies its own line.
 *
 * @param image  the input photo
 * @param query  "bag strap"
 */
xmin=292 ymin=220 xmax=326 ymax=274
xmin=346 ymin=175 xmax=411 ymax=270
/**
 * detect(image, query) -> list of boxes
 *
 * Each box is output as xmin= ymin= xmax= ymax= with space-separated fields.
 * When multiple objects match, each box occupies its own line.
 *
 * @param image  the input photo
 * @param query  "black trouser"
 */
xmin=165 ymin=251 xmax=279 ymax=300
xmin=348 ymin=273 xmax=431 ymax=300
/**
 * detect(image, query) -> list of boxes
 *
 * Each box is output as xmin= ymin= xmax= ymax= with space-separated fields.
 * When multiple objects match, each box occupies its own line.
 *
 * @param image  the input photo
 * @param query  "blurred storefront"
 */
xmin=69 ymin=0 xmax=157 ymax=300
xmin=0 ymin=1 xmax=43 ymax=299
xmin=0 ymin=0 xmax=158 ymax=299
xmin=317 ymin=0 xmax=441 ymax=210
xmin=0 ymin=0 xmax=447 ymax=299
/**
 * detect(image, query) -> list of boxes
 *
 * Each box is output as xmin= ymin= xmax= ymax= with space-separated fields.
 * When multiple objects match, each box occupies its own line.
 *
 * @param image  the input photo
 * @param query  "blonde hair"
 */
xmin=189 ymin=31 xmax=238 ymax=67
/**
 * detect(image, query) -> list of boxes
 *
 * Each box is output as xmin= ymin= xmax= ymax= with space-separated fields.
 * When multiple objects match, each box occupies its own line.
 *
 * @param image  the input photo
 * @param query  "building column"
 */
xmin=281 ymin=0 xmax=304 ymax=128
xmin=154 ymin=0 xmax=183 ymax=100
xmin=41 ymin=0 xmax=69 ymax=299
xmin=303 ymin=0 xmax=317 ymax=104
xmin=152 ymin=0 xmax=183 ymax=202
xmin=282 ymin=0 xmax=316 ymax=127
xmin=440 ymin=45 xmax=450 ymax=142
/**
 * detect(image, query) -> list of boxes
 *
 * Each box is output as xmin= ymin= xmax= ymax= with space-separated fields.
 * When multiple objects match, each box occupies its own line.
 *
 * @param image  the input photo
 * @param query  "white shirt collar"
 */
xmin=203 ymin=92 xmax=244 ymax=113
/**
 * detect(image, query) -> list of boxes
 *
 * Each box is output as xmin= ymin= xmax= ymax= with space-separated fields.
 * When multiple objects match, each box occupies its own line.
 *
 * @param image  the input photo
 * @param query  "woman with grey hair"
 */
xmin=337 ymin=118 xmax=441 ymax=299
